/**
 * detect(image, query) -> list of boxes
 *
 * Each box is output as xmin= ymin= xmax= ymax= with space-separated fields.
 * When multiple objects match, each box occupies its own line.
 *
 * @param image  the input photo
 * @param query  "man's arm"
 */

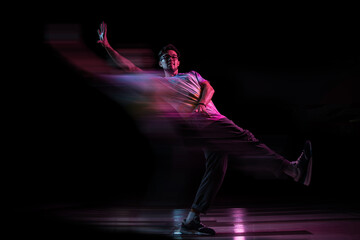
xmin=194 ymin=81 xmax=215 ymax=116
xmin=97 ymin=22 xmax=142 ymax=72
xmin=198 ymin=81 xmax=215 ymax=106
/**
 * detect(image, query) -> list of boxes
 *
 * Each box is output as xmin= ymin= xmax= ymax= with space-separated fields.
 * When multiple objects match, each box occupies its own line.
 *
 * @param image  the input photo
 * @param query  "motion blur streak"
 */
xmin=46 ymin=24 xmax=174 ymax=117
xmin=45 ymin=24 xmax=190 ymax=156
xmin=45 ymin=24 xmax=157 ymax=75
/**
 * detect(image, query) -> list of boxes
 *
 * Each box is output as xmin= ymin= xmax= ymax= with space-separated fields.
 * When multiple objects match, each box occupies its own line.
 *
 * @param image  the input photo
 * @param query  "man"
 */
xmin=97 ymin=22 xmax=312 ymax=236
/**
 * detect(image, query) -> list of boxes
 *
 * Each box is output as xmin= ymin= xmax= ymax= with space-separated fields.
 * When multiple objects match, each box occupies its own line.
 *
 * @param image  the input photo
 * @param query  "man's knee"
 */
xmin=204 ymin=151 xmax=228 ymax=175
xmin=244 ymin=129 xmax=259 ymax=142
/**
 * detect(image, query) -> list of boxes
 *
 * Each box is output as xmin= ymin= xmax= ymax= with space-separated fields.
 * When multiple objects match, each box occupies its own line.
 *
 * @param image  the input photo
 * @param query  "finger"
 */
xmin=199 ymin=107 xmax=209 ymax=117
xmin=97 ymin=30 xmax=103 ymax=40
xmin=203 ymin=111 xmax=210 ymax=117
xmin=101 ymin=22 xmax=105 ymax=32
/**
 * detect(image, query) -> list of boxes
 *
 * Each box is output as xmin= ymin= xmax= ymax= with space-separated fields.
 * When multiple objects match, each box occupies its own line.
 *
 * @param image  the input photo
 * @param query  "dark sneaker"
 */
xmin=293 ymin=140 xmax=313 ymax=186
xmin=180 ymin=215 xmax=216 ymax=236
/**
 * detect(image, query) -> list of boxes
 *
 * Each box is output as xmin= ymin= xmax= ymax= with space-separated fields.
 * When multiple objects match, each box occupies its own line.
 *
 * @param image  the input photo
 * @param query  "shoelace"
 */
xmin=295 ymin=150 xmax=308 ymax=164
xmin=192 ymin=216 xmax=207 ymax=228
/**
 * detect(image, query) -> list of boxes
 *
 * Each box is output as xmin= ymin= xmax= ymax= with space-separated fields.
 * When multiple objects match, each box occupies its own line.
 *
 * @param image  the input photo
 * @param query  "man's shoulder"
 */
xmin=180 ymin=70 xmax=201 ymax=78
xmin=168 ymin=71 xmax=202 ymax=81
xmin=189 ymin=70 xmax=200 ymax=75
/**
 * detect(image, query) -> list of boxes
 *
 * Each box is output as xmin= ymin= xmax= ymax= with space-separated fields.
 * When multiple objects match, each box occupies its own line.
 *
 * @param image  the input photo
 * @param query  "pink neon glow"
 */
xmin=232 ymin=208 xmax=246 ymax=240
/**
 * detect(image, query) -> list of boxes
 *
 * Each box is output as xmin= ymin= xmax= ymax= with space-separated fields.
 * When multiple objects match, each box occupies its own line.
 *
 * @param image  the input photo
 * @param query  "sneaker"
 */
xmin=180 ymin=215 xmax=216 ymax=236
xmin=293 ymin=140 xmax=313 ymax=186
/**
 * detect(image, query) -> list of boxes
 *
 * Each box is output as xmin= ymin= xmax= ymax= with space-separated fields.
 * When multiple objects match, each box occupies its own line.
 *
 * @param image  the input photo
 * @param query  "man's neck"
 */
xmin=164 ymin=69 xmax=178 ymax=77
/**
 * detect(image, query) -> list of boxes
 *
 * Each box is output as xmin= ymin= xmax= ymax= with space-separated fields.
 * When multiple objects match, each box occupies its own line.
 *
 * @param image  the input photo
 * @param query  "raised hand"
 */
xmin=97 ymin=21 xmax=110 ymax=48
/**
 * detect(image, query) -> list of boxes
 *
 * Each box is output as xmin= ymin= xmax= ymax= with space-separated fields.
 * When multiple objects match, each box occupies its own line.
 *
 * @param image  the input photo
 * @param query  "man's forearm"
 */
xmin=104 ymin=45 xmax=141 ymax=72
xmin=199 ymin=82 xmax=215 ymax=106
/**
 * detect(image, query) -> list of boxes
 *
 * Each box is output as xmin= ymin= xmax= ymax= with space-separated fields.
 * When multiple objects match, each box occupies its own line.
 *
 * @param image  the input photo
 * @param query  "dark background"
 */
xmin=8 ymin=3 xmax=359 ymax=212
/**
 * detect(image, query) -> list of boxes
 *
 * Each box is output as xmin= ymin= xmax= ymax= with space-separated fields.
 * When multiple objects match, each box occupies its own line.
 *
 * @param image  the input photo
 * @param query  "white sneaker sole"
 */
xmin=178 ymin=228 xmax=213 ymax=236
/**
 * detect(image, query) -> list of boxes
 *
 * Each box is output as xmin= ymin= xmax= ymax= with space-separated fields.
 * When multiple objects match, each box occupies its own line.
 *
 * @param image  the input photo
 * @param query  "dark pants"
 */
xmin=188 ymin=116 xmax=290 ymax=213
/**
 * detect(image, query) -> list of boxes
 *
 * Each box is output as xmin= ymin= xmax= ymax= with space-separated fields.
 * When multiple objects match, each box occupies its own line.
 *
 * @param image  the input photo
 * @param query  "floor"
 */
xmin=31 ymin=203 xmax=360 ymax=240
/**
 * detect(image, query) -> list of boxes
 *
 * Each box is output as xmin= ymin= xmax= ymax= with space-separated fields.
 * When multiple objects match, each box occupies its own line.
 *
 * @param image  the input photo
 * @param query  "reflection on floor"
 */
xmin=36 ymin=204 xmax=360 ymax=240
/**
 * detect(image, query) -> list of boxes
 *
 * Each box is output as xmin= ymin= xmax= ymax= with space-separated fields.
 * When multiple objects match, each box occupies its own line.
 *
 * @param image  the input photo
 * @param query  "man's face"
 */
xmin=159 ymin=50 xmax=180 ymax=72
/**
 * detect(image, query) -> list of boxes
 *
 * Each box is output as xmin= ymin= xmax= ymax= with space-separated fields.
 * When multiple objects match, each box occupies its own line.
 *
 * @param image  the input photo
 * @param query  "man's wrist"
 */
xmin=198 ymin=102 xmax=206 ymax=107
xmin=104 ymin=45 xmax=112 ymax=50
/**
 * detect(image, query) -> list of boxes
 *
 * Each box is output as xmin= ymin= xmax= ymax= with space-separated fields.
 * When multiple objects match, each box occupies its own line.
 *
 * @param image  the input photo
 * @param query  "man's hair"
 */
xmin=158 ymin=44 xmax=180 ymax=59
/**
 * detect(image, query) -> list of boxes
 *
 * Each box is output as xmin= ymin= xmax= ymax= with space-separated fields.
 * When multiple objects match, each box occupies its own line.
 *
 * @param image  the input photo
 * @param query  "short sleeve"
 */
xmin=191 ymin=71 xmax=208 ymax=84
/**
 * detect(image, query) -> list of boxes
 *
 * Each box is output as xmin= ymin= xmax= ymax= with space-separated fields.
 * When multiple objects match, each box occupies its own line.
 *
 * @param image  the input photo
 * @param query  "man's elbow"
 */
xmin=124 ymin=65 xmax=142 ymax=73
xmin=204 ymin=82 xmax=215 ymax=94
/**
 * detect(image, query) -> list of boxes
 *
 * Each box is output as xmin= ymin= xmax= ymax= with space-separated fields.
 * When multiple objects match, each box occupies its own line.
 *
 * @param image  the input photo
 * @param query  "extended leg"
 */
xmin=197 ymin=117 xmax=311 ymax=183
xmin=196 ymin=117 xmax=290 ymax=177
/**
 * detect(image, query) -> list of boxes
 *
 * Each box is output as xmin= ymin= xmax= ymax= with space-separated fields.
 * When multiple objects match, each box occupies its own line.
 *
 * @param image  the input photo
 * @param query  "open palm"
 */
xmin=97 ymin=21 xmax=110 ymax=47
